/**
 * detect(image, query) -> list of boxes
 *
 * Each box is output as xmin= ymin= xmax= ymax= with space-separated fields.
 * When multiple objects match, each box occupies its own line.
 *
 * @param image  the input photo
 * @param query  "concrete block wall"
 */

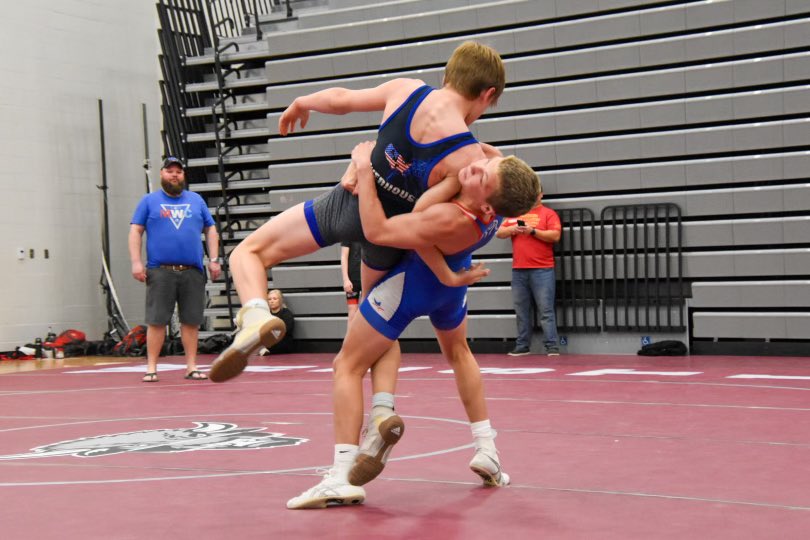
xmin=0 ymin=1 xmax=163 ymax=349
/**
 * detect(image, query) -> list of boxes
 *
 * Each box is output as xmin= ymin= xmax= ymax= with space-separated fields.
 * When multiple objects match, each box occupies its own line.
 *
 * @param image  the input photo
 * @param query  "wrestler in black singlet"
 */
xmin=303 ymin=85 xmax=478 ymax=269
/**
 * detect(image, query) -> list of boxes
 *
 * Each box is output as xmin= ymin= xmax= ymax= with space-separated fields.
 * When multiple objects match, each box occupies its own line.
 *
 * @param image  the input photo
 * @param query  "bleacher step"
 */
xmin=208 ymin=203 xmax=273 ymax=216
xmin=187 ymin=153 xmax=269 ymax=168
xmin=190 ymin=178 xmax=274 ymax=193
xmin=206 ymin=283 xmax=226 ymax=293
xmin=186 ymin=100 xmax=268 ymax=118
xmin=186 ymin=40 xmax=270 ymax=66
xmin=187 ymin=127 xmax=270 ymax=143
xmin=186 ymin=76 xmax=270 ymax=93
xmin=205 ymin=307 xmax=240 ymax=317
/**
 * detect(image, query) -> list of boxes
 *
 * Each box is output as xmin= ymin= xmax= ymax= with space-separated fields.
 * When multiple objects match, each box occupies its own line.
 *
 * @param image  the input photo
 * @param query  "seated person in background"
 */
xmin=260 ymin=289 xmax=295 ymax=355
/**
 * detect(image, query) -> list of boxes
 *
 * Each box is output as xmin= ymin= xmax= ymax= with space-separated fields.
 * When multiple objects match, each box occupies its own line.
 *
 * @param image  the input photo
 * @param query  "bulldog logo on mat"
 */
xmin=0 ymin=422 xmax=307 ymax=459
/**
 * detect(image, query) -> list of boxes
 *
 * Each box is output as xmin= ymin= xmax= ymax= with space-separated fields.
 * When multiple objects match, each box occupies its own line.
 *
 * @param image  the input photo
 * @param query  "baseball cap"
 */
xmin=161 ymin=157 xmax=185 ymax=169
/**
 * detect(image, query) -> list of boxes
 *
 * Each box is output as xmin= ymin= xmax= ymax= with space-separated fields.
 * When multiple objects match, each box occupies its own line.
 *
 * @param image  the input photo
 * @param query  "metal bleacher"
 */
xmin=157 ymin=0 xmax=810 ymax=354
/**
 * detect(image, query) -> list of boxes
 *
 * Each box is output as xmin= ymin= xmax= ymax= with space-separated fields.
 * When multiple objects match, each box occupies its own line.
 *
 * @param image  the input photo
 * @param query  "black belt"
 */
xmin=160 ymin=264 xmax=194 ymax=271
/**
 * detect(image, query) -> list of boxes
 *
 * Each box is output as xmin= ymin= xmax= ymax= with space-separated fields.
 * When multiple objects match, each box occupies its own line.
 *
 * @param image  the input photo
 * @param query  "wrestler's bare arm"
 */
xmin=354 ymin=142 xmax=453 ymax=249
xmin=413 ymin=176 xmax=461 ymax=212
xmin=278 ymin=78 xmax=423 ymax=135
xmin=415 ymin=246 xmax=490 ymax=287
xmin=353 ymin=142 xmax=486 ymax=286
xmin=412 ymin=142 xmax=492 ymax=212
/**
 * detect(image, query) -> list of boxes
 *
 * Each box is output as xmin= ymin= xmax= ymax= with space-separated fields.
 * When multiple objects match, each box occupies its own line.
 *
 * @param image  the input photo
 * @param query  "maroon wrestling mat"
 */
xmin=1 ymin=353 xmax=809 ymax=539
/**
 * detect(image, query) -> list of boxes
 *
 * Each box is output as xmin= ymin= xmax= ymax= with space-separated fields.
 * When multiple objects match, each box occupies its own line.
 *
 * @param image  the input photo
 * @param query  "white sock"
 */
xmin=243 ymin=297 xmax=270 ymax=310
xmin=371 ymin=392 xmax=395 ymax=417
xmin=333 ymin=444 xmax=359 ymax=483
xmin=471 ymin=420 xmax=496 ymax=452
xmin=241 ymin=298 xmax=272 ymax=328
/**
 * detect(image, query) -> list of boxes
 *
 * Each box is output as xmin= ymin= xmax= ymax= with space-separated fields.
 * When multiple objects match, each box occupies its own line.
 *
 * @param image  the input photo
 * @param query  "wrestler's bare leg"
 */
xmin=333 ymin=315 xmax=396 ymax=444
xmin=230 ymin=203 xmax=321 ymax=303
xmin=435 ymin=318 xmax=510 ymax=487
xmin=434 ymin=319 xmax=488 ymax=423
xmin=333 ymin=312 xmax=405 ymax=486
xmin=360 ymin=262 xmax=401 ymax=396
xmin=210 ymin=203 xmax=321 ymax=382
xmin=286 ymin=313 xmax=392 ymax=509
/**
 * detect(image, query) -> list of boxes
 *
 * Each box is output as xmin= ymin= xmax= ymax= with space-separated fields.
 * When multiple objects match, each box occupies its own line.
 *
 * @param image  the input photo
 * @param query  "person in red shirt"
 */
xmin=496 ymin=188 xmax=562 ymax=356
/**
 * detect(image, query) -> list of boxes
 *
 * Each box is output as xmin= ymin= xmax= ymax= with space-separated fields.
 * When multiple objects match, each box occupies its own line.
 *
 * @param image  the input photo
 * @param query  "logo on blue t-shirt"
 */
xmin=160 ymin=204 xmax=192 ymax=230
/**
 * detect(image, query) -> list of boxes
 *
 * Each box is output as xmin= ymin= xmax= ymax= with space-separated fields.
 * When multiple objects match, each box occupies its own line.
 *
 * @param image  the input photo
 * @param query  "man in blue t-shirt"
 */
xmin=128 ymin=157 xmax=221 ymax=383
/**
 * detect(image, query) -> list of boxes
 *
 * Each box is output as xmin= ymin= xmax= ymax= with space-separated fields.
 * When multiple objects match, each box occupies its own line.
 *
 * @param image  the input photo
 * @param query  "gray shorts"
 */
xmin=145 ymin=267 xmax=206 ymax=326
xmin=303 ymin=185 xmax=405 ymax=270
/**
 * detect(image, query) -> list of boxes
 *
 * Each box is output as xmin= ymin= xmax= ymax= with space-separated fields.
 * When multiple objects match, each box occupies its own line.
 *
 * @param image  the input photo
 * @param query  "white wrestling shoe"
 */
xmin=469 ymin=447 xmax=511 ymax=487
xmin=209 ymin=307 xmax=286 ymax=383
xmin=287 ymin=469 xmax=366 ymax=509
xmin=348 ymin=412 xmax=405 ymax=486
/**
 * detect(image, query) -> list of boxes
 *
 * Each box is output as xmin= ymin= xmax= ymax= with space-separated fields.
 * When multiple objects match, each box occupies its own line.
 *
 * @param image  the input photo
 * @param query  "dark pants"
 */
xmin=512 ymin=268 xmax=558 ymax=352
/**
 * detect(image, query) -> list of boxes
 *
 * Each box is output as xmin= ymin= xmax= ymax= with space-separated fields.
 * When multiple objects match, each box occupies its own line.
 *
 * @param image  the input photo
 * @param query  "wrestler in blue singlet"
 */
xmin=360 ymin=203 xmax=505 ymax=339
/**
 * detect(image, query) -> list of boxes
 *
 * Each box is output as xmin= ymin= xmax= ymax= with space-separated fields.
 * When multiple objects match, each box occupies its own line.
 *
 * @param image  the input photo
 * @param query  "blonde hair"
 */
xmin=488 ymin=156 xmax=540 ymax=217
xmin=444 ymin=41 xmax=506 ymax=103
xmin=268 ymin=289 xmax=286 ymax=308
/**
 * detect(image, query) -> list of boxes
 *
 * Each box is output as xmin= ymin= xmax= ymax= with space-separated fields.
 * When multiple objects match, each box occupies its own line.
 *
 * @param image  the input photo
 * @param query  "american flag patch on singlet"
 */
xmin=384 ymin=144 xmax=411 ymax=173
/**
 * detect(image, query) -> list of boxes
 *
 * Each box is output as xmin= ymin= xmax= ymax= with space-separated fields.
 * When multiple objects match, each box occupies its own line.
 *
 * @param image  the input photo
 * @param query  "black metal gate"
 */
xmin=599 ymin=203 xmax=685 ymax=332
xmin=555 ymin=208 xmax=600 ymax=332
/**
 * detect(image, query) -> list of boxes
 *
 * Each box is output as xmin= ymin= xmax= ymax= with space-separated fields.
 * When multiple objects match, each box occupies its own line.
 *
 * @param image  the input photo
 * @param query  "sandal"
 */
xmin=142 ymin=372 xmax=158 ymax=383
xmin=184 ymin=370 xmax=208 ymax=380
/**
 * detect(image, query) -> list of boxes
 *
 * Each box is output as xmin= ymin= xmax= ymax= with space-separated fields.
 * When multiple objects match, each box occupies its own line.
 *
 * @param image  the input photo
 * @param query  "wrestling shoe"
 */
xmin=507 ymin=347 xmax=530 ymax=357
xmin=286 ymin=469 xmax=366 ymax=509
xmin=209 ymin=307 xmax=286 ymax=383
xmin=348 ymin=412 xmax=405 ymax=486
xmin=469 ymin=447 xmax=511 ymax=487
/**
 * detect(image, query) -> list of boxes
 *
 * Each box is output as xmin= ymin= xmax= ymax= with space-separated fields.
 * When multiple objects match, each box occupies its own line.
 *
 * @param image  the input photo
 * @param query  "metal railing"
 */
xmin=156 ymin=0 xmax=292 ymax=162
xmin=205 ymin=0 xmax=289 ymax=41
xmin=156 ymin=1 xmax=212 ymax=168
xmin=554 ymin=208 xmax=600 ymax=332
xmin=157 ymin=0 xmax=292 ymax=327
xmin=206 ymin=0 xmax=245 ymax=332
xmin=599 ymin=203 xmax=685 ymax=332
